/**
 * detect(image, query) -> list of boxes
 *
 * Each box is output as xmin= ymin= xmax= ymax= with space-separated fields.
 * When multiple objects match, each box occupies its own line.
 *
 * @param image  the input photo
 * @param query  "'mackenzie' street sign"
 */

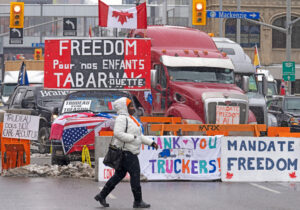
xmin=207 ymin=11 xmax=260 ymax=19
xmin=44 ymin=38 xmax=151 ymax=90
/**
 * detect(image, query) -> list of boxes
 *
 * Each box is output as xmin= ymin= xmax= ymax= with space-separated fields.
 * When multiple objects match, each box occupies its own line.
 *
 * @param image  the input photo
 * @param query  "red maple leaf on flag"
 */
xmin=112 ymin=11 xmax=133 ymax=25
xmin=289 ymin=172 xmax=297 ymax=178
xmin=226 ymin=172 xmax=233 ymax=179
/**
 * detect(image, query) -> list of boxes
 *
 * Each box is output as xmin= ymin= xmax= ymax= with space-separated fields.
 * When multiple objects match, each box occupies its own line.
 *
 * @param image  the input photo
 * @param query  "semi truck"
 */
xmin=1 ymin=60 xmax=44 ymax=105
xmin=128 ymin=26 xmax=256 ymax=125
xmin=213 ymin=37 xmax=277 ymax=127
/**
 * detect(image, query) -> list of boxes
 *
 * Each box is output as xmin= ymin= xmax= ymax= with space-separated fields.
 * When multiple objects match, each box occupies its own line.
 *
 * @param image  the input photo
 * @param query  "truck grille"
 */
xmin=207 ymin=102 xmax=248 ymax=124
xmin=250 ymin=106 xmax=265 ymax=124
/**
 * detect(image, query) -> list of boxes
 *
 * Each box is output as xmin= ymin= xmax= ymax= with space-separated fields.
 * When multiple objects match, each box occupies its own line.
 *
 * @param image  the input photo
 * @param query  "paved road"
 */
xmin=0 ymin=176 xmax=299 ymax=210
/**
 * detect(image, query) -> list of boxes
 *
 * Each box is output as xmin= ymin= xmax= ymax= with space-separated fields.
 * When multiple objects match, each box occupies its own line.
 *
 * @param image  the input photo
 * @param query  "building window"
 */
xmin=225 ymin=19 xmax=260 ymax=48
xmin=272 ymin=16 xmax=300 ymax=48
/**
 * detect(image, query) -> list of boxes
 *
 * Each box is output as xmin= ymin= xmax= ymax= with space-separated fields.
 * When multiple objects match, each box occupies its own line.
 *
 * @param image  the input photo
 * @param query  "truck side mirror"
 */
xmin=151 ymin=69 xmax=158 ymax=88
xmin=242 ymin=76 xmax=249 ymax=92
xmin=262 ymin=75 xmax=268 ymax=96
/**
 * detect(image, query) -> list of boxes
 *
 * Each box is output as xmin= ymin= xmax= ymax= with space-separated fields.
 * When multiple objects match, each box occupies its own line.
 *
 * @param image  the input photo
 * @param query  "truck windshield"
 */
xmin=284 ymin=98 xmax=300 ymax=111
xmin=167 ymin=67 xmax=234 ymax=84
xmin=2 ymin=84 xmax=17 ymax=97
xmin=61 ymin=91 xmax=129 ymax=114
xmin=258 ymin=81 xmax=277 ymax=96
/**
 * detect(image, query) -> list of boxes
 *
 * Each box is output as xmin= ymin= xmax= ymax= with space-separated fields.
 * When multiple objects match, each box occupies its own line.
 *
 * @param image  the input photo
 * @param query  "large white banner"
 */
xmin=2 ymin=113 xmax=40 ymax=140
xmin=139 ymin=136 xmax=221 ymax=180
xmin=221 ymin=137 xmax=300 ymax=182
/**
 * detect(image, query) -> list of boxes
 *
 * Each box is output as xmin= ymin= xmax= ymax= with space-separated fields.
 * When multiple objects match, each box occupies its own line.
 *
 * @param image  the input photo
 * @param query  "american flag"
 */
xmin=50 ymin=112 xmax=95 ymax=140
xmin=61 ymin=117 xmax=112 ymax=154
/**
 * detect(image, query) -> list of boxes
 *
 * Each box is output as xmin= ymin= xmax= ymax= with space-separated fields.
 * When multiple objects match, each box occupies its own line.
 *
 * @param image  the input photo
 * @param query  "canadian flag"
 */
xmin=98 ymin=0 xmax=147 ymax=29
xmin=280 ymin=79 xmax=286 ymax=95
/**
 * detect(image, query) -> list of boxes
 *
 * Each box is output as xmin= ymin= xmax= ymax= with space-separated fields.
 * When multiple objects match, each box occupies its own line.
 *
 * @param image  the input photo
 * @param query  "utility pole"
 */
xmin=286 ymin=0 xmax=292 ymax=95
xmin=219 ymin=0 xmax=223 ymax=37
xmin=162 ymin=0 xmax=167 ymax=25
xmin=236 ymin=0 xmax=241 ymax=44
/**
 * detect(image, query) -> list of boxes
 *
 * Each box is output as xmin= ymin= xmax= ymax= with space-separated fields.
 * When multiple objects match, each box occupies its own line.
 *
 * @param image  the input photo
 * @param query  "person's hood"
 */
xmin=112 ymin=97 xmax=131 ymax=115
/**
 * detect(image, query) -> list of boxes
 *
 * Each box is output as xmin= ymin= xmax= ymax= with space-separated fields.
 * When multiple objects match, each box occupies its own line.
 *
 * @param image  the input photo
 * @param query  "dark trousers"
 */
xmin=102 ymin=151 xmax=142 ymax=202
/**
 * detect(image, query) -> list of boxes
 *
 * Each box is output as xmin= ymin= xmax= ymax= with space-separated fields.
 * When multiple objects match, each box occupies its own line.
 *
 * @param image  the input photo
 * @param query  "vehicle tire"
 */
xmin=38 ymin=127 xmax=50 ymax=154
xmin=51 ymin=153 xmax=70 ymax=166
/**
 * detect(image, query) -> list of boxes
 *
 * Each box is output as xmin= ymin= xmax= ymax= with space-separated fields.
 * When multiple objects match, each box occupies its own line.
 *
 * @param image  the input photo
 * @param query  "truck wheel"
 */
xmin=38 ymin=127 xmax=50 ymax=154
xmin=51 ymin=154 xmax=70 ymax=166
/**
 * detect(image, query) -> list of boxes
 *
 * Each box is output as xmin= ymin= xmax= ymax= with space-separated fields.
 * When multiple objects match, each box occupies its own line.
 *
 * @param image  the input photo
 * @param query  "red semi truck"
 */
xmin=129 ymin=26 xmax=256 ymax=124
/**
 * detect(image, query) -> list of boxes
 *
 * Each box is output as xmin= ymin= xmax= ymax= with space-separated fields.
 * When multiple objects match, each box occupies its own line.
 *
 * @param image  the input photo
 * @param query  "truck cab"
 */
xmin=129 ymin=26 xmax=256 ymax=124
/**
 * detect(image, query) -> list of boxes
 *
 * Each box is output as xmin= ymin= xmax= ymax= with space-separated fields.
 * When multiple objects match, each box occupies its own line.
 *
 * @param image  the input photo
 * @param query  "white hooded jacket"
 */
xmin=112 ymin=97 xmax=153 ymax=155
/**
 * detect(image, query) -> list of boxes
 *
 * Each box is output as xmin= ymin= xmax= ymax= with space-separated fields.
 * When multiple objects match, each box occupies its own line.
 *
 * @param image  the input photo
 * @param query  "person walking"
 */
xmin=95 ymin=97 xmax=158 ymax=208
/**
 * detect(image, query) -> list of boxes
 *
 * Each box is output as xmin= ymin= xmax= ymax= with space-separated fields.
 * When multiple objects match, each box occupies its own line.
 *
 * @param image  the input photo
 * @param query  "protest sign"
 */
xmin=221 ymin=137 xmax=300 ymax=182
xmin=2 ymin=113 xmax=40 ymax=140
xmin=139 ymin=136 xmax=221 ymax=180
xmin=44 ymin=38 xmax=151 ymax=90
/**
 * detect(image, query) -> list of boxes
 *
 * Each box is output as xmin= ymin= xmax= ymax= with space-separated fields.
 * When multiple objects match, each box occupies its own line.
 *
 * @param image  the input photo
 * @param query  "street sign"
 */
xmin=283 ymin=75 xmax=295 ymax=81
xmin=282 ymin=61 xmax=295 ymax=81
xmin=63 ymin=18 xmax=77 ymax=36
xmin=31 ymin=43 xmax=45 ymax=48
xmin=207 ymin=11 xmax=260 ymax=19
xmin=9 ymin=28 xmax=23 ymax=44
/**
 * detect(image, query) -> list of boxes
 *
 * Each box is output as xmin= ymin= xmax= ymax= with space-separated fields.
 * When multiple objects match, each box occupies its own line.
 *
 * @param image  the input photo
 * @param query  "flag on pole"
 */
xmin=253 ymin=44 xmax=261 ymax=70
xmin=18 ymin=61 xmax=29 ymax=86
xmin=280 ymin=79 xmax=286 ymax=95
xmin=98 ymin=0 xmax=147 ymax=29
xmin=89 ymin=25 xmax=92 ymax=37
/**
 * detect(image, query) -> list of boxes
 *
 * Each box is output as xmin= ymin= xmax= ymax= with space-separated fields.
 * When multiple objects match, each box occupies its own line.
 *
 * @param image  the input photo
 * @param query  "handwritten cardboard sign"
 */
xmin=2 ymin=113 xmax=40 ymax=140
xmin=216 ymin=105 xmax=240 ymax=124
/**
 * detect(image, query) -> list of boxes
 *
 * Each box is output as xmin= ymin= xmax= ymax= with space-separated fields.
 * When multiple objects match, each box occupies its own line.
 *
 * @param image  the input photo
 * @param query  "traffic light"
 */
xmin=192 ymin=0 xmax=206 ymax=26
xmin=10 ymin=2 xmax=24 ymax=28
xmin=34 ymin=48 xmax=42 ymax=60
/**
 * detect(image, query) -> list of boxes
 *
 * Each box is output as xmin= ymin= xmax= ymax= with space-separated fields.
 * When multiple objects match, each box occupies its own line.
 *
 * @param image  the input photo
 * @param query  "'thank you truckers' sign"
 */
xmin=44 ymin=38 xmax=151 ymax=90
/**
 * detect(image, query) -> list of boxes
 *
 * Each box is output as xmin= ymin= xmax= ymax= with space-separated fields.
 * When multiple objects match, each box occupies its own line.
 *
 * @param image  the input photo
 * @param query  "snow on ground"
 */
xmin=1 ymin=162 xmax=95 ymax=179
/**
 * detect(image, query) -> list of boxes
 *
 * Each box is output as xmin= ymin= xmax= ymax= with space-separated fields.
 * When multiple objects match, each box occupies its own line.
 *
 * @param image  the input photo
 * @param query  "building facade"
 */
xmin=203 ymin=0 xmax=300 ymax=89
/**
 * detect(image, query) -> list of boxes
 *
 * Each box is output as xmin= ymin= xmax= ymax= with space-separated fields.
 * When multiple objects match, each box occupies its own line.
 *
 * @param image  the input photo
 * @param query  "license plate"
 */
xmin=55 ymin=150 xmax=63 ymax=155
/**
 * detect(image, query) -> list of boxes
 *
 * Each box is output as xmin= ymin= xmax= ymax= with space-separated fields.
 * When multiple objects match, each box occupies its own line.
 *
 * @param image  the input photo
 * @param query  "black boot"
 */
xmin=133 ymin=200 xmax=151 ymax=208
xmin=94 ymin=186 xmax=114 ymax=207
xmin=132 ymin=187 xmax=150 ymax=208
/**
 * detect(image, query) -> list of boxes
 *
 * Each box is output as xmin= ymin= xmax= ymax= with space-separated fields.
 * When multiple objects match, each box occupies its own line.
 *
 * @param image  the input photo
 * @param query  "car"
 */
xmin=267 ymin=96 xmax=300 ymax=132
xmin=50 ymin=90 xmax=134 ymax=165
xmin=6 ymin=85 xmax=71 ymax=153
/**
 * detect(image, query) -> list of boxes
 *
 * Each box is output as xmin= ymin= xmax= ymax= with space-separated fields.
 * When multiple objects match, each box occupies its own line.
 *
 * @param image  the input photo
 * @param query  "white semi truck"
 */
xmin=213 ymin=37 xmax=277 ymax=127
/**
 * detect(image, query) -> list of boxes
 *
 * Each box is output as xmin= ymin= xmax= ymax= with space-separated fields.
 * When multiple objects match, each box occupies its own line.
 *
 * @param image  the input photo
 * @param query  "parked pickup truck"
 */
xmin=5 ymin=85 xmax=70 ymax=153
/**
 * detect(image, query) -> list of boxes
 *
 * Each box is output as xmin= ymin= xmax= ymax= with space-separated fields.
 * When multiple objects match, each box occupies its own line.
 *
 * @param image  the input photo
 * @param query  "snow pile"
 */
xmin=1 ymin=162 xmax=95 ymax=179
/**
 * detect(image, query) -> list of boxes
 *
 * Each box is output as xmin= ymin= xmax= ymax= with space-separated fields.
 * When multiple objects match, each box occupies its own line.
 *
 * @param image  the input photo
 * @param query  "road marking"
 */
xmin=98 ymin=187 xmax=116 ymax=199
xmin=250 ymin=183 xmax=281 ymax=194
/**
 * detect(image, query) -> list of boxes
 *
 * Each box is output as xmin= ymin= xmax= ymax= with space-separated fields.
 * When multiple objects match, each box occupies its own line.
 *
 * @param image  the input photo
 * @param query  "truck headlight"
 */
xmin=51 ymin=114 xmax=58 ymax=122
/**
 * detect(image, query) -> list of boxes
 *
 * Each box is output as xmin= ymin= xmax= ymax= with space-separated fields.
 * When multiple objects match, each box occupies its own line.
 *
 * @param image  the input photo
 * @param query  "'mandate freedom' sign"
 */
xmin=44 ymin=38 xmax=151 ymax=90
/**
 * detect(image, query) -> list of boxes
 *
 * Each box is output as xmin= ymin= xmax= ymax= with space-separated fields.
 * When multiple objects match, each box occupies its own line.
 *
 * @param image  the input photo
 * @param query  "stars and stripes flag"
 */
xmin=62 ymin=117 xmax=113 ymax=154
xmin=50 ymin=112 xmax=95 ymax=140
xmin=98 ymin=0 xmax=147 ymax=29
